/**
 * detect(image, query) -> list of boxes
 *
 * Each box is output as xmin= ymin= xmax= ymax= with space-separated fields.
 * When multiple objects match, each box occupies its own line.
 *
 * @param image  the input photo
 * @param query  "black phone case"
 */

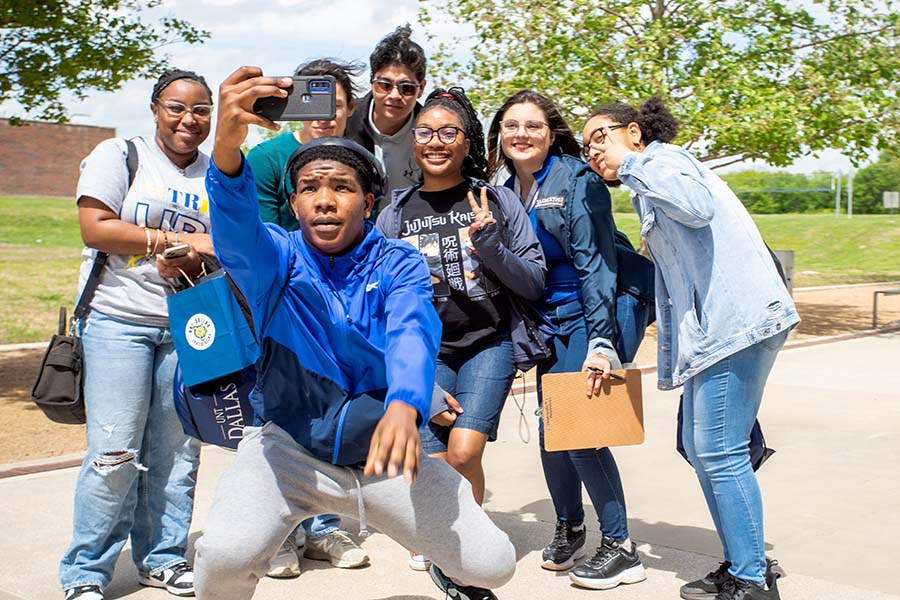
xmin=253 ymin=75 xmax=336 ymax=121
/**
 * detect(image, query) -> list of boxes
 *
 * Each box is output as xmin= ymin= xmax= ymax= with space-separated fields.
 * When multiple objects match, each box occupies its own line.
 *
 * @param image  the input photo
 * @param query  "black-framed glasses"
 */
xmin=501 ymin=119 xmax=548 ymax=136
xmin=413 ymin=126 xmax=465 ymax=145
xmin=155 ymin=100 xmax=213 ymax=119
xmin=581 ymin=124 xmax=626 ymax=159
xmin=372 ymin=78 xmax=421 ymax=97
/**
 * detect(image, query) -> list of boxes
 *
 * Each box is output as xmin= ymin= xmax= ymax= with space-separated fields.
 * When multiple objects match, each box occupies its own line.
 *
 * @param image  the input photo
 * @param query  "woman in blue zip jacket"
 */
xmin=582 ymin=97 xmax=799 ymax=600
xmin=486 ymin=90 xmax=654 ymax=591
xmin=377 ymin=88 xmax=546 ymax=536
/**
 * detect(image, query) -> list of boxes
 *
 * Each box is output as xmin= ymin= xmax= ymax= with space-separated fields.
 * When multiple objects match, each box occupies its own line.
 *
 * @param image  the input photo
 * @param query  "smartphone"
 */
xmin=253 ymin=75 xmax=337 ymax=121
xmin=162 ymin=243 xmax=190 ymax=259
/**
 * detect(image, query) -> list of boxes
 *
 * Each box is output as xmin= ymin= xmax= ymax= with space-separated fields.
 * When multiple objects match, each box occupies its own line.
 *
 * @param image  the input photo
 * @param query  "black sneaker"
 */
xmin=681 ymin=560 xmax=733 ymax=599
xmin=541 ymin=520 xmax=586 ymax=570
xmin=64 ymin=585 xmax=104 ymax=600
xmin=682 ymin=559 xmax=780 ymax=599
xmin=429 ymin=564 xmax=498 ymax=600
xmin=715 ymin=571 xmax=781 ymax=600
xmin=138 ymin=561 xmax=195 ymax=597
xmin=568 ymin=536 xmax=646 ymax=590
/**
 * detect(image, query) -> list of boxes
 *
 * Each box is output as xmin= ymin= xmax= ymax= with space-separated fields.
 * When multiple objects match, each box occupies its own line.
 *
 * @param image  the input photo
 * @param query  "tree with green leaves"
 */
xmin=419 ymin=0 xmax=900 ymax=168
xmin=851 ymin=152 xmax=900 ymax=213
xmin=1 ymin=0 xmax=208 ymax=123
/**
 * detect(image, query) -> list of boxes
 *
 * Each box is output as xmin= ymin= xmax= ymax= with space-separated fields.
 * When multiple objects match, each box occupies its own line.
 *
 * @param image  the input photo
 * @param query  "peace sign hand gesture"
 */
xmin=467 ymin=186 xmax=496 ymax=238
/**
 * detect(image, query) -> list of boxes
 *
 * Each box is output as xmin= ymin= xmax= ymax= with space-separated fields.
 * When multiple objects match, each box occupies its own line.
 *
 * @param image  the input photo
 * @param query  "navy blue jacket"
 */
xmin=206 ymin=158 xmax=441 ymax=465
xmin=519 ymin=155 xmax=655 ymax=364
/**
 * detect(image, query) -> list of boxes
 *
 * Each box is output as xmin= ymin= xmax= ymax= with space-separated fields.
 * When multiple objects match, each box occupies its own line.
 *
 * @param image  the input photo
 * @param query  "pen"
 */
xmin=587 ymin=366 xmax=625 ymax=381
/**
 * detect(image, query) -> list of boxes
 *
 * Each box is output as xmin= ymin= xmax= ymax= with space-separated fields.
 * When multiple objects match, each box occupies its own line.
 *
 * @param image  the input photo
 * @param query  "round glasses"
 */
xmin=373 ymin=78 xmax=421 ymax=97
xmin=155 ymin=100 xmax=213 ymax=119
xmin=580 ymin=124 xmax=625 ymax=159
xmin=413 ymin=126 xmax=465 ymax=145
xmin=500 ymin=119 xmax=548 ymax=136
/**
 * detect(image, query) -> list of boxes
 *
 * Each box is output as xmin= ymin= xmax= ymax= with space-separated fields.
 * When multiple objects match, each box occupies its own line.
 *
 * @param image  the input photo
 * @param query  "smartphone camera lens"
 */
xmin=310 ymin=79 xmax=333 ymax=94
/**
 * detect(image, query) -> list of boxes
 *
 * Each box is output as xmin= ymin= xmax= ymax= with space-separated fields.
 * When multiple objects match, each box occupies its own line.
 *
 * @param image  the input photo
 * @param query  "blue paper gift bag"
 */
xmin=168 ymin=270 xmax=259 ymax=387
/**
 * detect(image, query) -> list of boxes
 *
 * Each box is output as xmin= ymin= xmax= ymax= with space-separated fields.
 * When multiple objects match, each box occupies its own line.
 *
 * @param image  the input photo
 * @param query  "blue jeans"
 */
xmin=536 ymin=295 xmax=648 ymax=541
xmin=298 ymin=514 xmax=339 ymax=540
xmin=680 ymin=329 xmax=788 ymax=586
xmin=60 ymin=311 xmax=201 ymax=591
xmin=421 ymin=335 xmax=516 ymax=454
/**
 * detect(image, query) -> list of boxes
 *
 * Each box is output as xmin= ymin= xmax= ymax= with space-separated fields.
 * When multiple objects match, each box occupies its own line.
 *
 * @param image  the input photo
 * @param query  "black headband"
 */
xmin=281 ymin=137 xmax=386 ymax=198
xmin=151 ymin=70 xmax=212 ymax=102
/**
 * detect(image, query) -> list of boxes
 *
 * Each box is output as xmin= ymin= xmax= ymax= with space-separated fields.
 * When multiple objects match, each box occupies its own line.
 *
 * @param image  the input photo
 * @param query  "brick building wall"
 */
xmin=0 ymin=119 xmax=115 ymax=197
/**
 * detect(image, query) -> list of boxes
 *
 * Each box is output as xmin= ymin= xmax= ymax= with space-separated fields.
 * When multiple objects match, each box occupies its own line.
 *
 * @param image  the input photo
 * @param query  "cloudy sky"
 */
xmin=1 ymin=0 xmax=861 ymax=174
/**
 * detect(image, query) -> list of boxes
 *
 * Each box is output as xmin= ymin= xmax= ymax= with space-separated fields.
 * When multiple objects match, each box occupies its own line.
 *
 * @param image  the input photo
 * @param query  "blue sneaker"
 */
xmin=429 ymin=564 xmax=498 ymax=600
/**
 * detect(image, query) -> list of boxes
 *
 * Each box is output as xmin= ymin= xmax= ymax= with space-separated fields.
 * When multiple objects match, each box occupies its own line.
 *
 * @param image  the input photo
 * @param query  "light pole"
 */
xmin=833 ymin=172 xmax=842 ymax=217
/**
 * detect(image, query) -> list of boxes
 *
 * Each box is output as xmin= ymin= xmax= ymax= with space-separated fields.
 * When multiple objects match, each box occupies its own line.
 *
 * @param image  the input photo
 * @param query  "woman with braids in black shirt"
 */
xmin=378 ymin=88 xmax=545 ymax=591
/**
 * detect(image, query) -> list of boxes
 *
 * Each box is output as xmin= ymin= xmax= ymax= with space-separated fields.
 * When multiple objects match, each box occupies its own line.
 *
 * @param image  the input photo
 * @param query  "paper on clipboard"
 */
xmin=541 ymin=369 xmax=644 ymax=451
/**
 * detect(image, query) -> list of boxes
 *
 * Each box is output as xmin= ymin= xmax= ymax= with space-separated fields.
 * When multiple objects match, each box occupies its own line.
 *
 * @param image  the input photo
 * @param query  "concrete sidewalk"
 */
xmin=1 ymin=331 xmax=898 ymax=600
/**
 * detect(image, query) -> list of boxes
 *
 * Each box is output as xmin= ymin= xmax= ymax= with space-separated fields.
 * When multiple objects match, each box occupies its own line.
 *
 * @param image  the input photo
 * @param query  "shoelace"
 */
xmin=715 ymin=575 xmax=752 ymax=600
xmin=584 ymin=537 xmax=619 ymax=568
xmin=548 ymin=521 xmax=569 ymax=549
xmin=707 ymin=560 xmax=733 ymax=583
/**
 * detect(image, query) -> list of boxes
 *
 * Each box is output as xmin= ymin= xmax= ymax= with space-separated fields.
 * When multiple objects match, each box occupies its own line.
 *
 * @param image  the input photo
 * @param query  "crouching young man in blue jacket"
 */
xmin=193 ymin=67 xmax=516 ymax=600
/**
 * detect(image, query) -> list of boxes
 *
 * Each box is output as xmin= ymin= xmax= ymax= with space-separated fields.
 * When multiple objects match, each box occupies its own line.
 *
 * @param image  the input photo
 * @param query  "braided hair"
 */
xmin=151 ymin=69 xmax=212 ymax=103
xmin=420 ymin=86 xmax=487 ymax=181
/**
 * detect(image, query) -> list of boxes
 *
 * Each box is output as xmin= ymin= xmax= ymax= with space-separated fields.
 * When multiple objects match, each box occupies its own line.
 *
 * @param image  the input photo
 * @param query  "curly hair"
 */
xmin=589 ymin=96 xmax=678 ymax=145
xmin=370 ymin=24 xmax=427 ymax=82
xmin=419 ymin=87 xmax=488 ymax=181
xmin=486 ymin=89 xmax=581 ymax=180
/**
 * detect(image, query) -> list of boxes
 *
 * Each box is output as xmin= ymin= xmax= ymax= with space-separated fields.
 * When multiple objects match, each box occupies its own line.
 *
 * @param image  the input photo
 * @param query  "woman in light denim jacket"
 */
xmin=582 ymin=98 xmax=799 ymax=600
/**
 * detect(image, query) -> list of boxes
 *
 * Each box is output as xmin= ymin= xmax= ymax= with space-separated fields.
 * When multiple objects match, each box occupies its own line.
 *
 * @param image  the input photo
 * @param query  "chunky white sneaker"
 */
xmin=266 ymin=537 xmax=302 ymax=578
xmin=303 ymin=530 xmax=369 ymax=568
xmin=64 ymin=585 xmax=104 ymax=600
xmin=408 ymin=551 xmax=432 ymax=571
xmin=138 ymin=562 xmax=194 ymax=597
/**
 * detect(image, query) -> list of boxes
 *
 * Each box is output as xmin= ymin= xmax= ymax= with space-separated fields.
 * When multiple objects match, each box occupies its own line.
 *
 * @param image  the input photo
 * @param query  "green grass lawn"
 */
xmin=1 ymin=196 xmax=899 ymax=344
xmin=613 ymin=212 xmax=900 ymax=288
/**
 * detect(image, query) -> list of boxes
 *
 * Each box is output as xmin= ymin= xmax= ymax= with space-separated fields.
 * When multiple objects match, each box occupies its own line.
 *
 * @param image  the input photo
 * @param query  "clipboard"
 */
xmin=541 ymin=369 xmax=644 ymax=451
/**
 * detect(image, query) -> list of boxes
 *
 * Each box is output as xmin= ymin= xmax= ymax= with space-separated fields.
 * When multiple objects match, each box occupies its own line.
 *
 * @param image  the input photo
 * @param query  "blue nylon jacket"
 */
xmin=206 ymin=157 xmax=441 ymax=465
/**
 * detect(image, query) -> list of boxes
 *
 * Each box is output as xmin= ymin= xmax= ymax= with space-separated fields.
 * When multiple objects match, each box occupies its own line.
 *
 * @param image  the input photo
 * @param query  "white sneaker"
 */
xmin=408 ymin=551 xmax=432 ymax=571
xmin=304 ymin=530 xmax=369 ymax=568
xmin=266 ymin=538 xmax=302 ymax=578
xmin=138 ymin=562 xmax=194 ymax=597
xmin=64 ymin=585 xmax=104 ymax=600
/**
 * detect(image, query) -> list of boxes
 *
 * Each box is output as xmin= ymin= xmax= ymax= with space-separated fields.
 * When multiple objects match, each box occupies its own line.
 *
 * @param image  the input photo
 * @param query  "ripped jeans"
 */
xmin=60 ymin=310 xmax=200 ymax=592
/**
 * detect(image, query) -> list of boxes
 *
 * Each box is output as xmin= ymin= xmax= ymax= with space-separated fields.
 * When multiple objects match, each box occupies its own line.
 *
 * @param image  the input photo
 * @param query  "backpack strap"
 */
xmin=125 ymin=138 xmax=139 ymax=189
xmin=73 ymin=139 xmax=139 ymax=329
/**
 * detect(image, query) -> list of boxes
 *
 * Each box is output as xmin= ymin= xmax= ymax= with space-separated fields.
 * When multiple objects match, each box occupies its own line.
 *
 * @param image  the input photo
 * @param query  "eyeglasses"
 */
xmin=501 ymin=120 xmax=548 ymax=136
xmin=155 ymin=100 xmax=213 ymax=119
xmin=372 ymin=78 xmax=421 ymax=97
xmin=580 ymin=124 xmax=626 ymax=159
xmin=413 ymin=126 xmax=465 ymax=145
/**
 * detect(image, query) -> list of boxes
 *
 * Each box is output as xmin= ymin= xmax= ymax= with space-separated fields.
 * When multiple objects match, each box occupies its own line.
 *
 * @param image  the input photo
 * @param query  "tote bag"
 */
xmin=167 ymin=270 xmax=259 ymax=387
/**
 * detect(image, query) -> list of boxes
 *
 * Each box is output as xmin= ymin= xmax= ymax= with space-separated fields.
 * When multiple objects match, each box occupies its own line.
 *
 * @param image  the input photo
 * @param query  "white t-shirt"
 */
xmin=368 ymin=100 xmax=421 ymax=198
xmin=76 ymin=136 xmax=211 ymax=327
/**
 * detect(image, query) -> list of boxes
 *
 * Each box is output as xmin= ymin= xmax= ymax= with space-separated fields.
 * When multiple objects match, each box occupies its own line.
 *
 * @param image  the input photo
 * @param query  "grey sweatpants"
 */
xmin=194 ymin=422 xmax=516 ymax=599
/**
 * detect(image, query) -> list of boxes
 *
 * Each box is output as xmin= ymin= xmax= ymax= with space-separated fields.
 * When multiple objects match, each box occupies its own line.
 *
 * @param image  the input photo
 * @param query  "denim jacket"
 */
xmin=376 ymin=179 xmax=549 ymax=370
xmin=618 ymin=142 xmax=800 ymax=389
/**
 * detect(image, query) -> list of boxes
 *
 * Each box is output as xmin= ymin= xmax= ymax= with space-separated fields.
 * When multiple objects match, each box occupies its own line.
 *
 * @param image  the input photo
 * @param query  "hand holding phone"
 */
xmin=162 ymin=243 xmax=190 ymax=259
xmin=252 ymin=75 xmax=337 ymax=121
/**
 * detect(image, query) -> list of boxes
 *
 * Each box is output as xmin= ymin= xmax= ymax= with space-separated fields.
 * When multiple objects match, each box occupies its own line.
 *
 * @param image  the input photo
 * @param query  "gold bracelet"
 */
xmin=143 ymin=227 xmax=153 ymax=258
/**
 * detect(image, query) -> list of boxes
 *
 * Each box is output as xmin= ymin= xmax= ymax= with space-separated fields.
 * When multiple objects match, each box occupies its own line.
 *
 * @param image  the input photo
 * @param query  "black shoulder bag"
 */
xmin=30 ymin=139 xmax=138 ymax=424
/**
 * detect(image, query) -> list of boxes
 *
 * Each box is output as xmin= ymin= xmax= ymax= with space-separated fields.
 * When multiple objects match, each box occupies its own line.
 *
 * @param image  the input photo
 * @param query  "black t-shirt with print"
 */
xmin=399 ymin=180 xmax=510 ymax=354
